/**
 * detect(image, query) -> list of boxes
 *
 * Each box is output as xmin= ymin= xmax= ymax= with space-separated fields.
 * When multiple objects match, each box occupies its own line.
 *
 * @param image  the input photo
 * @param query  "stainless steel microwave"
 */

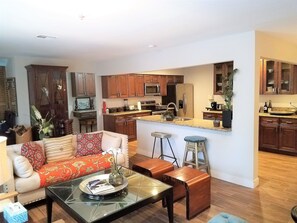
xmin=144 ymin=83 xmax=161 ymax=96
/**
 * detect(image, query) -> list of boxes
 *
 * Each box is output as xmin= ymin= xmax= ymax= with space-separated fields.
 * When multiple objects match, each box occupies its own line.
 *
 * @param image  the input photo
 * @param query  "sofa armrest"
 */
xmin=101 ymin=130 xmax=129 ymax=168
xmin=4 ymin=155 xmax=16 ymax=193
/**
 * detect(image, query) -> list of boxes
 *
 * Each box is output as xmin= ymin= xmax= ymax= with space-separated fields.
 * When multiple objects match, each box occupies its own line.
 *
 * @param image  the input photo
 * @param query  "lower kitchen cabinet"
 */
xmin=103 ymin=112 xmax=151 ymax=141
xmin=203 ymin=112 xmax=222 ymax=121
xmin=259 ymin=116 xmax=297 ymax=155
xmin=279 ymin=118 xmax=297 ymax=152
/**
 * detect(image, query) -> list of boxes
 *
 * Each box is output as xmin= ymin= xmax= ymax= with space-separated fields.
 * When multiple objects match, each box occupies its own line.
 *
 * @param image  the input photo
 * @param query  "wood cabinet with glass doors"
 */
xmin=213 ymin=61 xmax=234 ymax=95
xmin=26 ymin=64 xmax=70 ymax=137
xmin=260 ymin=58 xmax=297 ymax=94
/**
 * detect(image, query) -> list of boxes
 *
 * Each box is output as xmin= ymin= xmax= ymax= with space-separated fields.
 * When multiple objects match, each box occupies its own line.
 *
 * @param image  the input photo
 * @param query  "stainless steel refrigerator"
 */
xmin=176 ymin=83 xmax=194 ymax=118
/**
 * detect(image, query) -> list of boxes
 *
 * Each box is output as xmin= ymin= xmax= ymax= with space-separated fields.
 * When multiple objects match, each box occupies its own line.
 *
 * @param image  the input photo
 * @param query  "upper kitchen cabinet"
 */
xmin=260 ymin=58 xmax=297 ymax=95
xmin=167 ymin=75 xmax=184 ymax=84
xmin=26 ymin=64 xmax=69 ymax=129
xmin=101 ymin=75 xmax=129 ymax=99
xmin=158 ymin=75 xmax=167 ymax=96
xmin=144 ymin=75 xmax=159 ymax=83
xmin=213 ymin=61 xmax=234 ymax=95
xmin=128 ymin=74 xmax=144 ymax=97
xmin=71 ymin=72 xmax=96 ymax=97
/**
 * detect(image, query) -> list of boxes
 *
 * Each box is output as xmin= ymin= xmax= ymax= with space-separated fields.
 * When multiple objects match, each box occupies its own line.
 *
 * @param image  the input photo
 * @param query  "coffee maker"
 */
xmin=211 ymin=101 xmax=217 ymax=110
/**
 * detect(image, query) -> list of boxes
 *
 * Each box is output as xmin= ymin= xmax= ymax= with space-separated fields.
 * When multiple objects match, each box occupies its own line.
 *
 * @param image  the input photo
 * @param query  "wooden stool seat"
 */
xmin=79 ymin=118 xmax=97 ymax=133
xmin=163 ymin=166 xmax=211 ymax=220
xmin=132 ymin=158 xmax=174 ymax=181
xmin=183 ymin=135 xmax=210 ymax=174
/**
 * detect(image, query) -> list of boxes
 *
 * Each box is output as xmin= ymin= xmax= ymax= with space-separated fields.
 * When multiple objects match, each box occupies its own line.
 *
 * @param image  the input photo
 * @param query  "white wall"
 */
xmin=96 ymin=32 xmax=259 ymax=187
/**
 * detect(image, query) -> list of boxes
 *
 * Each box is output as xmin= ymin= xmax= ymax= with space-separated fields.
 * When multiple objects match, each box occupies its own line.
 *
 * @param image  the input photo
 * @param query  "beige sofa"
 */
xmin=6 ymin=130 xmax=128 ymax=205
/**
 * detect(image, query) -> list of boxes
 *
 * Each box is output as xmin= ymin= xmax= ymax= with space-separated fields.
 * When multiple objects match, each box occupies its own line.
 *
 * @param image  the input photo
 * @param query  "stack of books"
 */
xmin=86 ymin=179 xmax=114 ymax=195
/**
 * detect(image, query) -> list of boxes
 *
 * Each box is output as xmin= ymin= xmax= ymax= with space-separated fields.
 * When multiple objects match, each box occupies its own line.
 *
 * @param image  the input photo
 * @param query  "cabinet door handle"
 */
xmin=266 ymin=120 xmax=273 ymax=123
xmin=286 ymin=121 xmax=293 ymax=124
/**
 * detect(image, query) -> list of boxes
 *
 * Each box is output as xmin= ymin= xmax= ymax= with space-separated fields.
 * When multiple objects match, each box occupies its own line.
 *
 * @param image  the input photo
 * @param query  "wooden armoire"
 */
xmin=26 ymin=64 xmax=72 ymax=138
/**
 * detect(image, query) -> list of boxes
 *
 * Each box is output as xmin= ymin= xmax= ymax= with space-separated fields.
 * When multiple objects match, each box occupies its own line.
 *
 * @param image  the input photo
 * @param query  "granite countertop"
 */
xmin=203 ymin=110 xmax=223 ymax=114
xmin=135 ymin=115 xmax=231 ymax=132
xmin=259 ymin=112 xmax=297 ymax=119
xmin=103 ymin=110 xmax=152 ymax=116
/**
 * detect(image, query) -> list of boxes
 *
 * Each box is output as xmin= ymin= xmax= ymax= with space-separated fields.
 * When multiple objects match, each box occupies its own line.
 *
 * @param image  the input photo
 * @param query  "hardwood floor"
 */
xmin=24 ymin=140 xmax=297 ymax=223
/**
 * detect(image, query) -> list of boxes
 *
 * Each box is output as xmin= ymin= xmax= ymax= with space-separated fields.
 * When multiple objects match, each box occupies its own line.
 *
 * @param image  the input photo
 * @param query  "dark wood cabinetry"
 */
xmin=101 ymin=75 xmax=129 ymax=98
xmin=26 ymin=64 xmax=70 ymax=137
xmin=279 ymin=118 xmax=297 ymax=153
xmin=103 ymin=112 xmax=151 ymax=140
xmin=213 ymin=62 xmax=233 ymax=95
xmin=158 ymin=75 xmax=167 ymax=96
xmin=144 ymin=75 xmax=159 ymax=83
xmin=71 ymin=72 xmax=96 ymax=97
xmin=259 ymin=117 xmax=279 ymax=150
xmin=102 ymin=74 xmax=184 ymax=98
xmin=128 ymin=74 xmax=144 ymax=97
xmin=203 ymin=112 xmax=222 ymax=121
xmin=259 ymin=116 xmax=297 ymax=155
xmin=167 ymin=75 xmax=184 ymax=84
xmin=260 ymin=59 xmax=297 ymax=94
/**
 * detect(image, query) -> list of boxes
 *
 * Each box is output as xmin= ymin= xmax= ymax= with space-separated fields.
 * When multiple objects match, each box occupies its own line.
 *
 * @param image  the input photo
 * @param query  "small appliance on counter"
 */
xmin=211 ymin=101 xmax=217 ymax=110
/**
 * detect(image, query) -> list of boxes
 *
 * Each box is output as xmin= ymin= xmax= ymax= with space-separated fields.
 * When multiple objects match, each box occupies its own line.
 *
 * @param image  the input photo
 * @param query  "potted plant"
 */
xmin=31 ymin=105 xmax=54 ymax=139
xmin=222 ymin=68 xmax=238 ymax=128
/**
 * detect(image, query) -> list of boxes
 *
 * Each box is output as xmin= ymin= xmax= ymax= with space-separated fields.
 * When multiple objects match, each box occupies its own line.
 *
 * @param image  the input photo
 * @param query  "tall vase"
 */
xmin=222 ymin=110 xmax=232 ymax=128
xmin=109 ymin=165 xmax=124 ymax=186
xmin=109 ymin=171 xmax=124 ymax=186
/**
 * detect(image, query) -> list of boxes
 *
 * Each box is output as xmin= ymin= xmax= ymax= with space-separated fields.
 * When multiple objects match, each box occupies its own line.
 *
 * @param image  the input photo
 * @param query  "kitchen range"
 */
xmin=140 ymin=100 xmax=169 ymax=115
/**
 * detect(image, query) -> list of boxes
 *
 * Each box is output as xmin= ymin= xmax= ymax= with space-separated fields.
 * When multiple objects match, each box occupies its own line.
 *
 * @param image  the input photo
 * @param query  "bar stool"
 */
xmin=183 ymin=136 xmax=210 ymax=174
xmin=292 ymin=205 xmax=297 ymax=223
xmin=151 ymin=132 xmax=179 ymax=167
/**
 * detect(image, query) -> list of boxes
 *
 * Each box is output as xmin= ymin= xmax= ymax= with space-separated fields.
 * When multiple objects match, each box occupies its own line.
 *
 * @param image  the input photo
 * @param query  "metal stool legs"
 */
xmin=151 ymin=134 xmax=179 ymax=168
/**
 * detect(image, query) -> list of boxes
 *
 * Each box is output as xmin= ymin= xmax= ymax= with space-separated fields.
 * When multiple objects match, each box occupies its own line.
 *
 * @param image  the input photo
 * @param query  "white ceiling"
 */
xmin=1 ymin=0 xmax=297 ymax=62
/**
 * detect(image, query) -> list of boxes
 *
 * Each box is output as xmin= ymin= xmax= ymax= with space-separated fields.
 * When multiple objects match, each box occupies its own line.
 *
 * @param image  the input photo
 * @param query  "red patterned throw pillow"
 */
xmin=76 ymin=132 xmax=103 ymax=157
xmin=21 ymin=142 xmax=45 ymax=170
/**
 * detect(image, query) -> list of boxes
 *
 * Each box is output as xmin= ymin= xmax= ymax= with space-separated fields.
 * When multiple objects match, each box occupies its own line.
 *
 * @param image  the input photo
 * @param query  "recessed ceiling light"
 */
xmin=79 ymin=15 xmax=86 ymax=20
xmin=148 ymin=44 xmax=157 ymax=48
xmin=36 ymin=35 xmax=57 ymax=39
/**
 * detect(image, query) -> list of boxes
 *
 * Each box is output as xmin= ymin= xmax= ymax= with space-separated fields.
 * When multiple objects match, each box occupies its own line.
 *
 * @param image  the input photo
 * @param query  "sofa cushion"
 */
xmin=76 ymin=132 xmax=103 ymax=157
xmin=12 ymin=154 xmax=34 ymax=178
xmin=101 ymin=133 xmax=122 ymax=151
xmin=21 ymin=142 xmax=45 ymax=170
xmin=43 ymin=135 xmax=74 ymax=163
xmin=37 ymin=153 xmax=112 ymax=187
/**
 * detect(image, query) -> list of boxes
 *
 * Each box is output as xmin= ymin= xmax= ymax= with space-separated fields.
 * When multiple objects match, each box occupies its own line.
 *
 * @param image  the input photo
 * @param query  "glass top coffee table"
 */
xmin=46 ymin=168 xmax=173 ymax=223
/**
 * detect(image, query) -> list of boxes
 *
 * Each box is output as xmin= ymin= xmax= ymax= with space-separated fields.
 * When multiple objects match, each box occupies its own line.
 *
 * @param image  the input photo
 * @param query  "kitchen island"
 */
xmin=135 ymin=115 xmax=230 ymax=132
xmin=135 ymin=115 xmax=257 ymax=188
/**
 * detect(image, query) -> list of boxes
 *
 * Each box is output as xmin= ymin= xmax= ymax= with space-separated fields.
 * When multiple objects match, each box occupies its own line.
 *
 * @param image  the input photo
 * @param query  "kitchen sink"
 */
xmin=269 ymin=111 xmax=296 ymax=116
